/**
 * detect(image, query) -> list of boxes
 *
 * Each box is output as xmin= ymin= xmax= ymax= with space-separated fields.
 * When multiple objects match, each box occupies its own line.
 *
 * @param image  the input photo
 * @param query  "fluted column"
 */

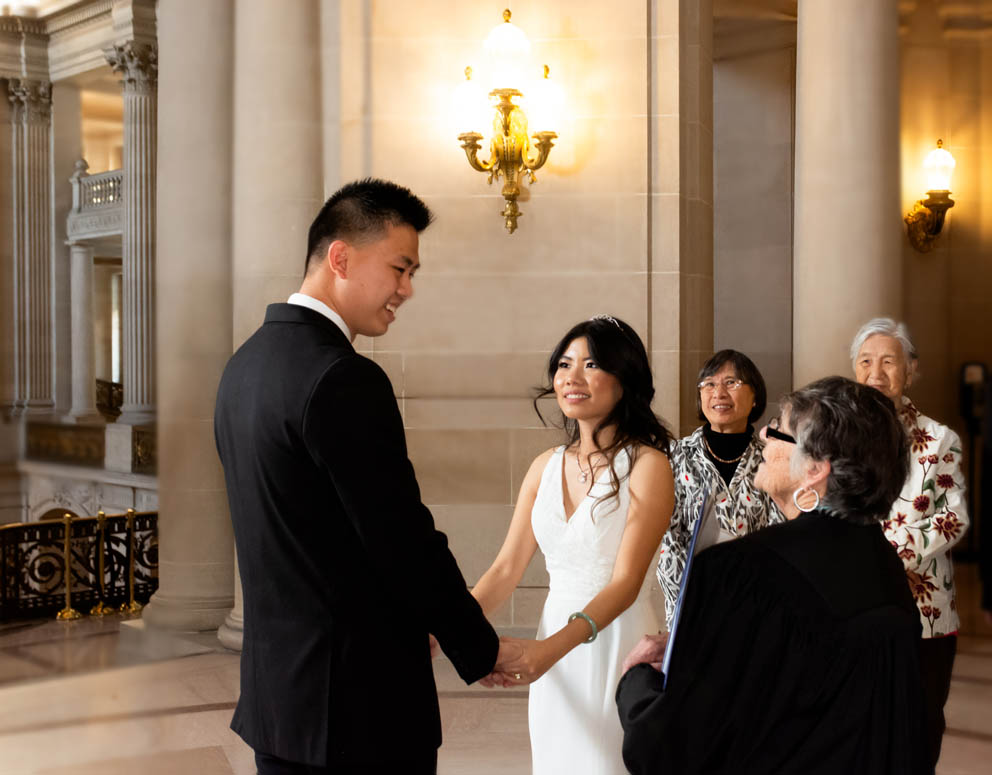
xmin=67 ymin=242 xmax=100 ymax=422
xmin=793 ymin=0 xmax=901 ymax=385
xmin=141 ymin=0 xmax=235 ymax=633
xmin=106 ymin=43 xmax=157 ymax=425
xmin=7 ymin=79 xmax=54 ymax=415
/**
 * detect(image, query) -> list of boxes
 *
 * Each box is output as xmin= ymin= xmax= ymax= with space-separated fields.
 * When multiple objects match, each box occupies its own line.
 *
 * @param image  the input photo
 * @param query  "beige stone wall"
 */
xmin=144 ymin=1 xmax=711 ymax=635
xmin=317 ymin=0 xmax=712 ymax=627
xmin=713 ymin=39 xmax=795 ymax=421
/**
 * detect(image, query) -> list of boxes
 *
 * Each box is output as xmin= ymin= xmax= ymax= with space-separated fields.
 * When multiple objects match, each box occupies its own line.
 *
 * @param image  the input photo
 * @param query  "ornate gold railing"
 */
xmin=0 ymin=510 xmax=158 ymax=621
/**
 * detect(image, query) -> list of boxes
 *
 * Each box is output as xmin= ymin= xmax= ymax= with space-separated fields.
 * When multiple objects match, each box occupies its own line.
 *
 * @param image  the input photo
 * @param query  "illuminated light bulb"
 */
xmin=451 ymin=66 xmax=490 ymax=136
xmin=482 ymin=8 xmax=532 ymax=90
xmin=924 ymin=139 xmax=955 ymax=192
xmin=522 ymin=64 xmax=565 ymax=133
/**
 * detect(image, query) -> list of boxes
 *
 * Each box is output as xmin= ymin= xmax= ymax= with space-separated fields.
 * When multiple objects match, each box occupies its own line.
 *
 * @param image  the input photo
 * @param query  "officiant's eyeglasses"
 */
xmin=765 ymin=418 xmax=797 ymax=444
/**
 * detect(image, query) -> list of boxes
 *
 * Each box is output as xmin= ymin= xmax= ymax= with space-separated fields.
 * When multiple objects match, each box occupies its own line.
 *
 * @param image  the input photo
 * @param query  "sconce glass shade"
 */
xmin=450 ymin=67 xmax=491 ymax=135
xmin=522 ymin=65 xmax=565 ymax=133
xmin=483 ymin=9 xmax=532 ymax=90
xmin=905 ymin=139 xmax=956 ymax=252
xmin=924 ymin=140 xmax=955 ymax=192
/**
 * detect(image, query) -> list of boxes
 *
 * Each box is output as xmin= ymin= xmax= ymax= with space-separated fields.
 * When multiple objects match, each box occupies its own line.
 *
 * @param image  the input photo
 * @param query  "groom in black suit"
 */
xmin=215 ymin=179 xmax=510 ymax=774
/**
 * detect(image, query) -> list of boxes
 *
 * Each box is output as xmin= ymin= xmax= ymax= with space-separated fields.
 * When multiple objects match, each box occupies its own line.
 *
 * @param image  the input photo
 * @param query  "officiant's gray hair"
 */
xmin=782 ymin=376 xmax=909 ymax=525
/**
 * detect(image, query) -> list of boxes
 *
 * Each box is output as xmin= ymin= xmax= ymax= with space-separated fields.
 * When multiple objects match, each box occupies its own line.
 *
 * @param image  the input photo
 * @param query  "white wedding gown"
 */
xmin=528 ymin=446 xmax=660 ymax=775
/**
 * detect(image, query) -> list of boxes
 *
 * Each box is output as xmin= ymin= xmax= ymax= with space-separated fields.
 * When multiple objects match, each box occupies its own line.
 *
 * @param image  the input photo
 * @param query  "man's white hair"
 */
xmin=849 ymin=317 xmax=917 ymax=365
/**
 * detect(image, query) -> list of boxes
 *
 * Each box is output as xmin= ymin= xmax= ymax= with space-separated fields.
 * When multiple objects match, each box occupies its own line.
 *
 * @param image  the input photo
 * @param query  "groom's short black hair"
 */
xmin=304 ymin=178 xmax=434 ymax=276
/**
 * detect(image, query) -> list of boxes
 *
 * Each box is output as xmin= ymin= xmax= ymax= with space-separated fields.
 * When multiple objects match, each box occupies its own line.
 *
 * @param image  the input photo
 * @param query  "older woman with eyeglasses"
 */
xmin=617 ymin=377 xmax=928 ymax=775
xmin=851 ymin=317 xmax=969 ymax=772
xmin=656 ymin=350 xmax=783 ymax=629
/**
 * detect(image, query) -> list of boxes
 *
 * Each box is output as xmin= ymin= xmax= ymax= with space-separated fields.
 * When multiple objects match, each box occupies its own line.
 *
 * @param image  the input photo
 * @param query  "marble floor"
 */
xmin=0 ymin=564 xmax=989 ymax=774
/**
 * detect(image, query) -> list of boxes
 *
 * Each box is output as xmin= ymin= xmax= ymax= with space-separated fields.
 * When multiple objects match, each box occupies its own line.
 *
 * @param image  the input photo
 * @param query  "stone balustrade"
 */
xmin=67 ymin=162 xmax=124 ymax=240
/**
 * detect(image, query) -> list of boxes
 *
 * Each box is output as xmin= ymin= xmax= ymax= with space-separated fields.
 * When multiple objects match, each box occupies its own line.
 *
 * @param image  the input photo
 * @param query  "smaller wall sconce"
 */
xmin=455 ymin=9 xmax=562 ymax=234
xmin=905 ymin=139 xmax=956 ymax=253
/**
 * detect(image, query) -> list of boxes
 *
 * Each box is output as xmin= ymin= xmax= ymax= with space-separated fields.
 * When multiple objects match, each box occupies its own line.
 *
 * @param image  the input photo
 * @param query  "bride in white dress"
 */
xmin=471 ymin=315 xmax=675 ymax=775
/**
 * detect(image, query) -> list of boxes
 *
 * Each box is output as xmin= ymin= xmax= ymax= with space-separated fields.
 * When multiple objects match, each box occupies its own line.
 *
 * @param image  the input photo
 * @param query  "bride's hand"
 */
xmin=428 ymin=634 xmax=440 ymax=659
xmin=494 ymin=637 xmax=555 ymax=685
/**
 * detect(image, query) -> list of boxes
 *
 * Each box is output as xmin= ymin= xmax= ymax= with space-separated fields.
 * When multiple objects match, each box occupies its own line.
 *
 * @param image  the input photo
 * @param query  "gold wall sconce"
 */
xmin=455 ymin=9 xmax=562 ymax=234
xmin=905 ymin=139 xmax=956 ymax=253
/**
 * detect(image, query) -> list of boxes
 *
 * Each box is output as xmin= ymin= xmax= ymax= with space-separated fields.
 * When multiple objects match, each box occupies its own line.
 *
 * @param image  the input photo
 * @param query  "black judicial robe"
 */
xmin=617 ymin=511 xmax=928 ymax=775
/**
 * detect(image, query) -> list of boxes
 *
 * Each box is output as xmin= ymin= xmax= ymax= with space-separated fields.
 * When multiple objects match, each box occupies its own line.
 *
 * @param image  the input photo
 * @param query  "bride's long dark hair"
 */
xmin=534 ymin=316 xmax=672 ymax=511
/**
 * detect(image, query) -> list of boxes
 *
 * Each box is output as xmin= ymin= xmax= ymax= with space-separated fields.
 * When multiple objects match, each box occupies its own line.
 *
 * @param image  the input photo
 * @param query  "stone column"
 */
xmin=141 ymin=0 xmax=236 ymax=632
xmin=649 ymin=0 xmax=715 ymax=435
xmin=217 ymin=553 xmax=243 ymax=650
xmin=7 ymin=79 xmax=54 ymax=415
xmin=93 ymin=264 xmax=116 ymax=381
xmin=219 ymin=1 xmax=325 ymax=650
xmin=52 ymin=84 xmax=83 ymax=416
xmin=106 ymin=43 xmax=157 ymax=425
xmin=67 ymin=242 xmax=100 ymax=422
xmin=793 ymin=0 xmax=901 ymax=385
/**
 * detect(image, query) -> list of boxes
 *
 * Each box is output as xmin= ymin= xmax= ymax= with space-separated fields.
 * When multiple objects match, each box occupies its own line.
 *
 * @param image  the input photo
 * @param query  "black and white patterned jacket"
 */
xmin=656 ymin=425 xmax=784 ymax=629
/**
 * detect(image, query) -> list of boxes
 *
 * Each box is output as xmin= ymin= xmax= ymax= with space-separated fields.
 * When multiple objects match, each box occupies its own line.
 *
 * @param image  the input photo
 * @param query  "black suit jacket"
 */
xmin=215 ymin=304 xmax=498 ymax=766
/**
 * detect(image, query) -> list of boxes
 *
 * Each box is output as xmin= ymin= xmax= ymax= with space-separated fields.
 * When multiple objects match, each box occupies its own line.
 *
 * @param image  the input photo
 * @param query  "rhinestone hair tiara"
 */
xmin=589 ymin=314 xmax=621 ymax=329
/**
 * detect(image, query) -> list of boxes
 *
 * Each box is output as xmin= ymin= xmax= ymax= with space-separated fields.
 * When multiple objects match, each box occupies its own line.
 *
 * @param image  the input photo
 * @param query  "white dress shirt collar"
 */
xmin=287 ymin=293 xmax=352 ymax=341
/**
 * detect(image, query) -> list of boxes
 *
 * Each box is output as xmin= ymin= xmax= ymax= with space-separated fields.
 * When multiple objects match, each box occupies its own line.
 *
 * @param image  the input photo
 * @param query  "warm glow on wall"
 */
xmin=905 ymin=140 xmax=956 ymax=253
xmin=455 ymin=9 xmax=561 ymax=234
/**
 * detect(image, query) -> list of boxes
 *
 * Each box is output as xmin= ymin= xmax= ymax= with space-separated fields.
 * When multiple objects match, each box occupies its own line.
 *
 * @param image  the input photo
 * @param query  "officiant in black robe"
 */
xmin=617 ymin=377 xmax=929 ymax=775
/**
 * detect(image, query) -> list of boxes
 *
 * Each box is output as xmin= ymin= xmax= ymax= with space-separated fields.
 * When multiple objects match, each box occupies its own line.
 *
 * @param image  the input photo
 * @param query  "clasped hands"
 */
xmin=478 ymin=631 xmax=669 ymax=687
xmin=428 ymin=634 xmax=549 ymax=687
xmin=431 ymin=631 xmax=668 ymax=686
xmin=479 ymin=636 xmax=551 ymax=688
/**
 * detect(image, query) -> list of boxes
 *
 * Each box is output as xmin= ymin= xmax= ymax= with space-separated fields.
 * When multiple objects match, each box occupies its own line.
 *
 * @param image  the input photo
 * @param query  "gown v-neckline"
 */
xmin=559 ymin=446 xmax=610 ymax=523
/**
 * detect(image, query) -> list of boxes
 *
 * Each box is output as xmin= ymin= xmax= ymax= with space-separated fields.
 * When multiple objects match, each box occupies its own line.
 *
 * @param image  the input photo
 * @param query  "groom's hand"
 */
xmin=494 ymin=637 xmax=523 ymax=671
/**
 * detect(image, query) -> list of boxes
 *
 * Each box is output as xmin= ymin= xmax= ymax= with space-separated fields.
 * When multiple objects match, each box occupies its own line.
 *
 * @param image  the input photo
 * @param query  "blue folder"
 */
xmin=662 ymin=490 xmax=718 ymax=688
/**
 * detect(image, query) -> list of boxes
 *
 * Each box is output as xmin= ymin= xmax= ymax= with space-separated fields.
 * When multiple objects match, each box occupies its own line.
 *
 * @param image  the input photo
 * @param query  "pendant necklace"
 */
xmin=575 ymin=450 xmax=593 ymax=483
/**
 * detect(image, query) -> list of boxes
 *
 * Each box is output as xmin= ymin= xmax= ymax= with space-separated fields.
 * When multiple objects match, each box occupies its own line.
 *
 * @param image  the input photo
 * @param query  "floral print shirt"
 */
xmin=884 ymin=397 xmax=969 ymax=638
xmin=656 ymin=426 xmax=784 ymax=629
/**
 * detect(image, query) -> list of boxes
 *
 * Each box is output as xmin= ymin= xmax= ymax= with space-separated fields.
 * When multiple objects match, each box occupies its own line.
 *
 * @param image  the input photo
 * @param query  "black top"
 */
xmin=214 ymin=304 xmax=498 ymax=766
xmin=616 ymin=511 xmax=927 ymax=775
xmin=702 ymin=423 xmax=753 ymax=485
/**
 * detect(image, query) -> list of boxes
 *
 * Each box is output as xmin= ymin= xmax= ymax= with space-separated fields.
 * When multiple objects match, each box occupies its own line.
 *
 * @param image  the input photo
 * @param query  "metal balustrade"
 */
xmin=0 ymin=511 xmax=158 ymax=621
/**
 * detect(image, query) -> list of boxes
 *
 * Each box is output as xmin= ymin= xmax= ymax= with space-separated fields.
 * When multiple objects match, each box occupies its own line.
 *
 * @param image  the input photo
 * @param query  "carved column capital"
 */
xmin=106 ymin=41 xmax=158 ymax=92
xmin=7 ymin=79 xmax=53 ymax=124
